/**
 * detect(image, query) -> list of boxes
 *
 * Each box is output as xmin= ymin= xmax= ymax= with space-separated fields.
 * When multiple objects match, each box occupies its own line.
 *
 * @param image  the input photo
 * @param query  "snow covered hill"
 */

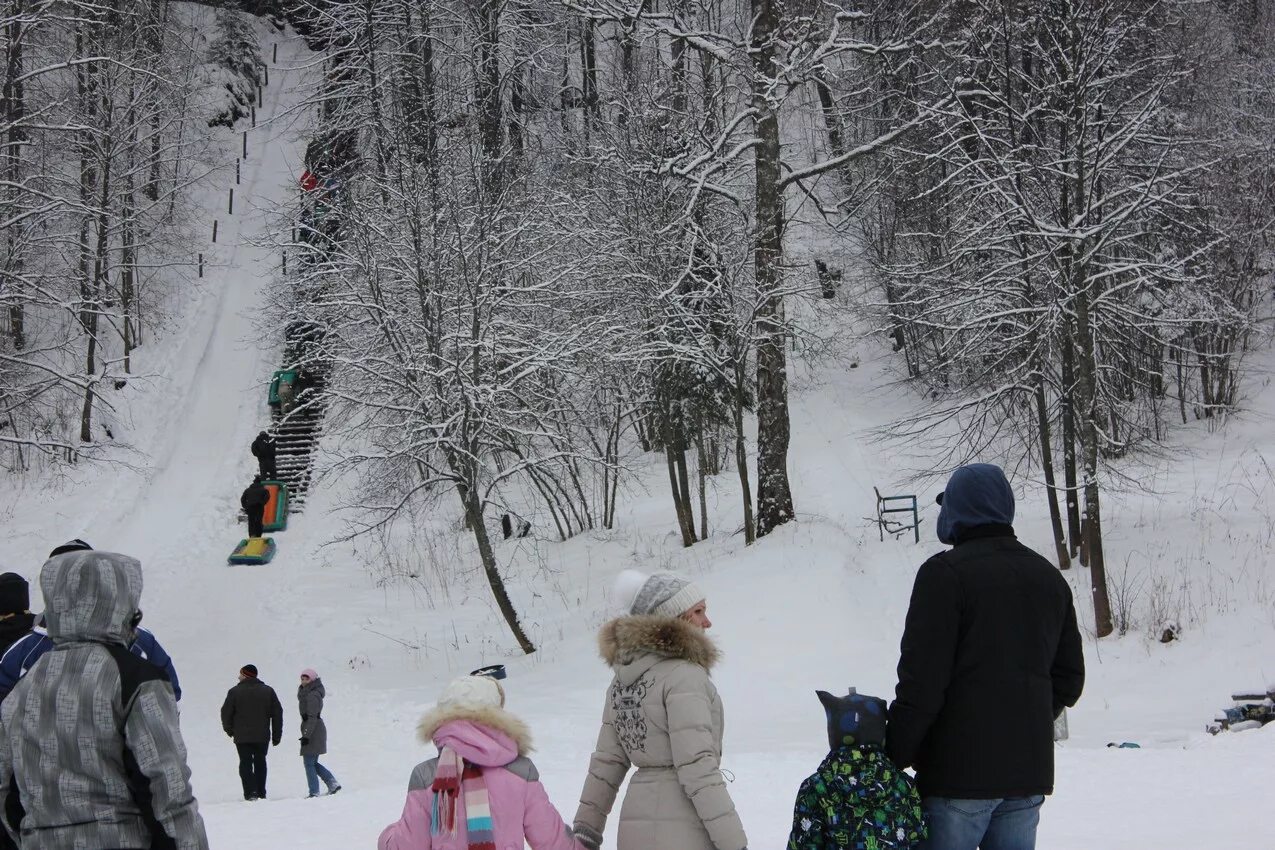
xmin=0 ymin=11 xmax=1269 ymax=850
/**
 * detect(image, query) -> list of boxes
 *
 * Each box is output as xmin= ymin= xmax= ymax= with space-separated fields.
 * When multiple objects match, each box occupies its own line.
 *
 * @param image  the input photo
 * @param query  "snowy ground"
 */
xmin=0 ymin=13 xmax=1270 ymax=850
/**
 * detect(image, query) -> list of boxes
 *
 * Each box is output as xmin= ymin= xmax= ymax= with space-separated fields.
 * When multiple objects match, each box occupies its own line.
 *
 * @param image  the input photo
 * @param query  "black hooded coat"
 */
xmin=886 ymin=464 xmax=1085 ymax=800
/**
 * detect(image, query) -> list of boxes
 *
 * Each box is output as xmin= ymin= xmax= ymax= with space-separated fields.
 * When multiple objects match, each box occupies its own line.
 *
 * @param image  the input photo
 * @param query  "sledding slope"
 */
xmin=0 ymin=8 xmax=1268 ymax=850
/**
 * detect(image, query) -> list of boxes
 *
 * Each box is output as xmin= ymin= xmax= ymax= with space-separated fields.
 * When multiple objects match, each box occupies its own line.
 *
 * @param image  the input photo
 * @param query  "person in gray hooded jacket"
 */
xmin=0 ymin=549 xmax=208 ymax=850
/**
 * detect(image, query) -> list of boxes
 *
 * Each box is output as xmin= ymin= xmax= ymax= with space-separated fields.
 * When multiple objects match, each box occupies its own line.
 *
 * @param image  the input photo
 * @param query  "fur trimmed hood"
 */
xmin=416 ymin=703 xmax=533 ymax=757
xmin=599 ymin=614 xmax=719 ymax=672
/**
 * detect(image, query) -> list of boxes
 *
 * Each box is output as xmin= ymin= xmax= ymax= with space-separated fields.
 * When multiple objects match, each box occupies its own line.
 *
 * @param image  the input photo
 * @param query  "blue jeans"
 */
xmin=302 ymin=754 xmax=338 ymax=796
xmin=919 ymin=795 xmax=1044 ymax=850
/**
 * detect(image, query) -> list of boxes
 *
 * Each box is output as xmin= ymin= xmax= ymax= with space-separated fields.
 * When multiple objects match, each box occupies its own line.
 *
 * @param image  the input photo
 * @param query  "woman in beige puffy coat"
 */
xmin=573 ymin=571 xmax=747 ymax=850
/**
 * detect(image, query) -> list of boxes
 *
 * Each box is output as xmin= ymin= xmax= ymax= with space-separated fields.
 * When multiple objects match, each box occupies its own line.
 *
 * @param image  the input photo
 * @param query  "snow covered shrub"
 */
xmin=205 ymin=11 xmax=263 ymax=128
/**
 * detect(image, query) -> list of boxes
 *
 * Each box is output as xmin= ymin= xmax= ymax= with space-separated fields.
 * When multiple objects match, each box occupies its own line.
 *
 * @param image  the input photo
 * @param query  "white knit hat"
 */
xmin=437 ymin=674 xmax=505 ymax=709
xmin=613 ymin=569 xmax=705 ymax=618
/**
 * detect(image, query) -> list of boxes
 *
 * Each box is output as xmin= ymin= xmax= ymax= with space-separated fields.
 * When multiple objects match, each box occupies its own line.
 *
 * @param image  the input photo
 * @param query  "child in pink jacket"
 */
xmin=379 ymin=673 xmax=583 ymax=850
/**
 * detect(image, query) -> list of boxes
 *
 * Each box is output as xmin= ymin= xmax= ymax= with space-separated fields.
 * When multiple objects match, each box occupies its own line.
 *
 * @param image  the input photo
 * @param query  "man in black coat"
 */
xmin=887 ymin=463 xmax=1084 ymax=850
xmin=220 ymin=664 xmax=283 ymax=801
xmin=250 ymin=431 xmax=277 ymax=480
xmin=240 ymin=477 xmax=270 ymax=538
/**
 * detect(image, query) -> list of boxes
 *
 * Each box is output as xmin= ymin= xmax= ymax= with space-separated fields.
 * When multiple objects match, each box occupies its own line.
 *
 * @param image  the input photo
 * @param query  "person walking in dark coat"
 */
xmin=251 ymin=431 xmax=277 ymax=480
xmin=240 ymin=477 xmax=270 ymax=539
xmin=297 ymin=668 xmax=341 ymax=797
xmin=221 ymin=664 xmax=284 ymax=801
xmin=886 ymin=463 xmax=1085 ymax=850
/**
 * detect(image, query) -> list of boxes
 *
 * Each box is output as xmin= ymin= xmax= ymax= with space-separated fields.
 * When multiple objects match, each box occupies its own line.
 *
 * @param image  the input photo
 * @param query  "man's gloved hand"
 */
xmin=300 ymin=737 xmax=310 ymax=746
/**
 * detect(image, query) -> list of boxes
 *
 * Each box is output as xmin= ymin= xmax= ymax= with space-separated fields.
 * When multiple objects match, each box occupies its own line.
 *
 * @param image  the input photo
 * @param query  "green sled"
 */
xmin=228 ymin=537 xmax=277 ymax=565
xmin=268 ymin=369 xmax=298 ymax=406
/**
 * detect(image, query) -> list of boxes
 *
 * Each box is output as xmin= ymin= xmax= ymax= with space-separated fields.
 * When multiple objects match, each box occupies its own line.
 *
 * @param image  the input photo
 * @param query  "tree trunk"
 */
xmin=1035 ymin=375 xmax=1069 ymax=569
xmin=674 ymin=441 xmax=697 ymax=542
xmin=1074 ymin=284 xmax=1114 ymax=637
xmin=734 ymin=361 xmax=756 ymax=544
xmin=751 ymin=0 xmax=794 ymax=536
xmin=3 ymin=1 xmax=26 ymax=350
xmin=695 ymin=423 xmax=708 ymax=540
xmin=457 ymin=478 xmax=535 ymax=654
xmin=580 ymin=16 xmax=598 ymax=131
xmin=474 ymin=0 xmax=502 ymax=199
xmin=665 ymin=441 xmax=695 ymax=547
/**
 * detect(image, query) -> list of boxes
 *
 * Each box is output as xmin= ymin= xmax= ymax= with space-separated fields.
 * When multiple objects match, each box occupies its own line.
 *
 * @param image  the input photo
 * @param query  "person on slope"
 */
xmin=574 ymin=571 xmax=748 ymax=850
xmin=0 ymin=548 xmax=208 ymax=850
xmin=0 ymin=540 xmax=181 ymax=702
xmin=251 ymin=430 xmax=277 ymax=480
xmin=379 ymin=672 xmax=582 ymax=850
xmin=221 ymin=663 xmax=284 ymax=801
xmin=297 ymin=668 xmax=342 ymax=797
xmin=887 ymin=463 xmax=1086 ymax=850
xmin=241 ymin=476 xmax=270 ymax=539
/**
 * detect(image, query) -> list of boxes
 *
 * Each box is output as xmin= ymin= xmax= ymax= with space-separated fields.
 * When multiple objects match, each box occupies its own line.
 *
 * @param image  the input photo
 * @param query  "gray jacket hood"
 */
xmin=40 ymin=550 xmax=142 ymax=646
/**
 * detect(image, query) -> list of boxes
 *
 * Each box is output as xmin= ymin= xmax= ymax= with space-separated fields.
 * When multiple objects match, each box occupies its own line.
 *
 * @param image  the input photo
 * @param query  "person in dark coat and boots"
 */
xmin=298 ymin=668 xmax=341 ymax=797
xmin=221 ymin=664 xmax=284 ymax=800
xmin=886 ymin=463 xmax=1085 ymax=850
xmin=251 ymin=431 xmax=277 ymax=480
xmin=240 ymin=477 xmax=270 ymax=539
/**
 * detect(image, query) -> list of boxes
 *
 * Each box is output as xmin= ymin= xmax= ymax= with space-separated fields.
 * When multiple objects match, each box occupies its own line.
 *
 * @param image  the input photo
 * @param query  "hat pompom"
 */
xmin=612 ymin=569 xmax=650 ymax=616
xmin=438 ymin=674 xmax=505 ymax=709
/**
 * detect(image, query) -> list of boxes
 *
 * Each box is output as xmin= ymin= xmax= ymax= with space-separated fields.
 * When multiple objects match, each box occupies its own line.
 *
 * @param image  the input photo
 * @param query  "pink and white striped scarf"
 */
xmin=430 ymin=746 xmax=495 ymax=850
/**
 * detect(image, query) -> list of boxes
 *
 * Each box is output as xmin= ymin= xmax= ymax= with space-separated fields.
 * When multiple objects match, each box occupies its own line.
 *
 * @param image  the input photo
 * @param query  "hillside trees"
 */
xmin=867 ymin=0 xmax=1275 ymax=636
xmin=0 ymin=1 xmax=233 ymax=467
xmin=282 ymin=0 xmax=1275 ymax=647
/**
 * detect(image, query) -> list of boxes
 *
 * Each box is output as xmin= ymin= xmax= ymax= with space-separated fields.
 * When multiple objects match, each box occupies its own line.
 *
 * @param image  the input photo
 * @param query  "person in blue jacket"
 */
xmin=0 ymin=540 xmax=182 ymax=702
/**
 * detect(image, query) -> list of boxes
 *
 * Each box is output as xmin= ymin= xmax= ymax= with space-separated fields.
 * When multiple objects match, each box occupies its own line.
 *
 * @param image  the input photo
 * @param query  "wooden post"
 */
xmin=282 ymin=251 xmax=287 ymax=275
xmin=228 ymin=188 xmax=234 ymax=215
xmin=251 ymin=105 xmax=256 ymax=127
xmin=257 ymin=84 xmax=263 ymax=106
xmin=198 ymin=253 xmax=203 ymax=278
xmin=242 ymin=131 xmax=248 ymax=160
xmin=235 ymin=159 xmax=240 ymax=185
xmin=273 ymin=43 xmax=278 ymax=63
xmin=212 ymin=220 xmax=218 ymax=243
xmin=264 ymin=65 xmax=269 ymax=86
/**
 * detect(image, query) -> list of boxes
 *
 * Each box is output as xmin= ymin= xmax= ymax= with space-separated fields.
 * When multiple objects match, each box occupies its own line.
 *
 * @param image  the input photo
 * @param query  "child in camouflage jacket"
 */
xmin=786 ymin=689 xmax=925 ymax=850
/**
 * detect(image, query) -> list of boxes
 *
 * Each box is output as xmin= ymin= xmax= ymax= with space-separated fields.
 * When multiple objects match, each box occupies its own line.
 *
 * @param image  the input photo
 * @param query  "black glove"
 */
xmin=272 ymin=739 xmax=280 ymax=747
xmin=300 ymin=737 xmax=310 ymax=746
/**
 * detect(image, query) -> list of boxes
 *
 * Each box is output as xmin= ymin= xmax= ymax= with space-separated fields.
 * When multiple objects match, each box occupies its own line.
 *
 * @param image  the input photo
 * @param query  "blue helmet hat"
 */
xmin=818 ymin=688 xmax=888 ymax=750
xmin=935 ymin=463 xmax=1015 ymax=545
